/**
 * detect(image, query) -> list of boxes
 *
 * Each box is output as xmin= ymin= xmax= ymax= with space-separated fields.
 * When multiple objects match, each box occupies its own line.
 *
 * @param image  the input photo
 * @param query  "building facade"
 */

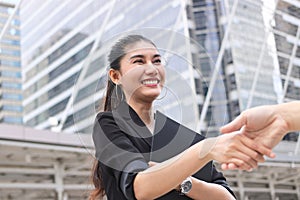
xmin=16 ymin=0 xmax=300 ymax=199
xmin=0 ymin=1 xmax=22 ymax=124
xmin=21 ymin=0 xmax=202 ymax=134
xmin=190 ymin=0 xmax=300 ymax=199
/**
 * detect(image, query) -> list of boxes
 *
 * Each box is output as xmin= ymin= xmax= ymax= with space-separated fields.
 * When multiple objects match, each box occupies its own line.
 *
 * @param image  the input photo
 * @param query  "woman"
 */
xmin=90 ymin=35 xmax=274 ymax=200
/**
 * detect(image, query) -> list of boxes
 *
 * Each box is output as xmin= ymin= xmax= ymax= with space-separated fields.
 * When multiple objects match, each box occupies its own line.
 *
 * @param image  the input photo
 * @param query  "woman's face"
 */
xmin=118 ymin=41 xmax=165 ymax=103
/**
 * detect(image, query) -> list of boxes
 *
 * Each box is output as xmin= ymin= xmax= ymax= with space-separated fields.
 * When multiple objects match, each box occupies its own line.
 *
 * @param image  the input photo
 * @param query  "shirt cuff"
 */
xmin=120 ymin=160 xmax=148 ymax=199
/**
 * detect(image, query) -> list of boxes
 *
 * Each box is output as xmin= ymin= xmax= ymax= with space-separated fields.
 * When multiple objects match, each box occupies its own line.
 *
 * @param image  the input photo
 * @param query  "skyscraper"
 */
xmin=190 ymin=0 xmax=300 ymax=199
xmin=0 ymin=1 xmax=22 ymax=124
xmin=273 ymin=0 xmax=300 ymax=141
xmin=21 ymin=0 xmax=201 ymax=133
xmin=18 ymin=0 xmax=300 ymax=199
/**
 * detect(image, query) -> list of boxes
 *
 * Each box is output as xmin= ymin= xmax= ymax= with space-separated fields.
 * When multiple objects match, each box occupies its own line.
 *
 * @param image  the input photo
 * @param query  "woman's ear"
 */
xmin=109 ymin=69 xmax=121 ymax=84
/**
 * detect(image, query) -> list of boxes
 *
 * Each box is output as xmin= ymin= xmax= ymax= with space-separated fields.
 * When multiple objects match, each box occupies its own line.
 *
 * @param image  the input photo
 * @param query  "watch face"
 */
xmin=181 ymin=179 xmax=192 ymax=194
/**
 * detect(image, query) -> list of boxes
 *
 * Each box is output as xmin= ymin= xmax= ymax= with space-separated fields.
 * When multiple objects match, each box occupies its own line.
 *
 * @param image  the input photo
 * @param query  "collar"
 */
xmin=113 ymin=101 xmax=153 ymax=144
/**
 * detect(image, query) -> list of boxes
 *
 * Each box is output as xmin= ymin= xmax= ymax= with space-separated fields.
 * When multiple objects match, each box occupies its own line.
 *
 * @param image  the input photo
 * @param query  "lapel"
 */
xmin=113 ymin=101 xmax=153 ymax=147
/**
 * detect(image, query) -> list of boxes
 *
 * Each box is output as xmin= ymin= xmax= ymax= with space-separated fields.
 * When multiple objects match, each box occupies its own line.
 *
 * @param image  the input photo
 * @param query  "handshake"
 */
xmin=216 ymin=101 xmax=299 ymax=171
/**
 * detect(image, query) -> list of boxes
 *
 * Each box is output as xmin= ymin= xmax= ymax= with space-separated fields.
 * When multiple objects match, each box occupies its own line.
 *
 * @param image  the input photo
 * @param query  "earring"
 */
xmin=156 ymin=86 xmax=167 ymax=100
xmin=115 ymin=84 xmax=124 ymax=101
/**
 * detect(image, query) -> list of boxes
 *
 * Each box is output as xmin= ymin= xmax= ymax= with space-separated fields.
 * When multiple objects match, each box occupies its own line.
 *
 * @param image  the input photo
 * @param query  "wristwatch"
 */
xmin=179 ymin=176 xmax=192 ymax=195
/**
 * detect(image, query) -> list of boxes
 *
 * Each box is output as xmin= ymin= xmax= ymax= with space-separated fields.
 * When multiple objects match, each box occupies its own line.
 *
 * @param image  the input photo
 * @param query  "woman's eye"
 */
xmin=153 ymin=59 xmax=161 ymax=65
xmin=133 ymin=59 xmax=144 ymax=64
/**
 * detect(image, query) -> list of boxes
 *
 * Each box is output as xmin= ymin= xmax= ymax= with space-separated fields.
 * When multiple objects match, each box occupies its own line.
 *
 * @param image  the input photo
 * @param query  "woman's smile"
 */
xmin=141 ymin=78 xmax=160 ymax=87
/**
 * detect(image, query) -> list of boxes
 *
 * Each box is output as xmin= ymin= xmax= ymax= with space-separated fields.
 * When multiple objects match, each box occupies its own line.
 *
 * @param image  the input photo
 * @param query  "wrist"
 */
xmin=198 ymin=137 xmax=217 ymax=161
xmin=277 ymin=103 xmax=291 ymax=134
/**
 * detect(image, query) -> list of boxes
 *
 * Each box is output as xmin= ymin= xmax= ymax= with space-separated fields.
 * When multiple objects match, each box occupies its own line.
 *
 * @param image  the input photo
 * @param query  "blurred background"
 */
xmin=0 ymin=0 xmax=299 ymax=199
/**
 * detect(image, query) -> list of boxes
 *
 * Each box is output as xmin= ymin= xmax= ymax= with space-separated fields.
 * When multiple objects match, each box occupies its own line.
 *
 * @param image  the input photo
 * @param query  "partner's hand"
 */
xmin=204 ymin=132 xmax=274 ymax=171
xmin=220 ymin=105 xmax=288 ymax=149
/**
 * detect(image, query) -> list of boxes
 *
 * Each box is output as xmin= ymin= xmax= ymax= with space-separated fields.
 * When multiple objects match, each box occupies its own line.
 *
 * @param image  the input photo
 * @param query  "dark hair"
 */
xmin=89 ymin=34 xmax=156 ymax=200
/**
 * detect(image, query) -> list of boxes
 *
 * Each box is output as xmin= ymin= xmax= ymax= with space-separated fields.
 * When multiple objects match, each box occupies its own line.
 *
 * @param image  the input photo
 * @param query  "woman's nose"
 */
xmin=145 ymin=63 xmax=158 ymax=75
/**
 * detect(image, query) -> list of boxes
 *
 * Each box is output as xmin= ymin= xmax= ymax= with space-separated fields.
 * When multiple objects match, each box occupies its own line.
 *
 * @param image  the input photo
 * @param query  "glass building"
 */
xmin=21 ymin=0 xmax=202 ymax=133
xmin=17 ymin=0 xmax=300 ymax=199
xmin=191 ymin=0 xmax=281 ymax=137
xmin=273 ymin=0 xmax=300 ymax=141
xmin=190 ymin=0 xmax=300 ymax=199
xmin=0 ymin=1 xmax=22 ymax=124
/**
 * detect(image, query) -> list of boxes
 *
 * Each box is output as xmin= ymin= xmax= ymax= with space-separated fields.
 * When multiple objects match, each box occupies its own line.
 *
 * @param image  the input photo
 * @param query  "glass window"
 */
xmin=48 ymin=97 xmax=69 ymax=117
xmin=2 ymin=93 xmax=22 ymax=101
xmin=3 ymin=116 xmax=22 ymax=124
xmin=2 ymin=105 xmax=23 ymax=112
xmin=227 ymin=73 xmax=237 ymax=90
xmin=193 ymin=0 xmax=214 ymax=8
xmin=194 ymin=78 xmax=202 ymax=94
xmin=85 ymin=56 xmax=105 ymax=78
xmin=274 ymin=13 xmax=297 ymax=36
xmin=11 ymin=19 xmax=20 ymax=26
xmin=291 ymin=65 xmax=300 ymax=79
xmin=48 ymin=72 xmax=79 ymax=99
xmin=274 ymin=34 xmax=293 ymax=55
xmin=278 ymin=56 xmax=289 ymax=75
xmin=287 ymin=4 xmax=300 ymax=18
xmin=1 ymin=60 xmax=21 ymax=67
xmin=0 ymin=48 xmax=21 ymax=56
xmin=2 ymin=82 xmax=21 ymax=89
xmin=1 ymin=38 xmax=20 ymax=46
xmin=49 ymin=43 xmax=92 ymax=82
xmin=1 ymin=71 xmax=21 ymax=78
xmin=48 ymin=33 xmax=88 ymax=65
xmin=9 ymin=28 xmax=20 ymax=36
xmin=200 ymin=57 xmax=212 ymax=77
xmin=194 ymin=9 xmax=217 ymax=31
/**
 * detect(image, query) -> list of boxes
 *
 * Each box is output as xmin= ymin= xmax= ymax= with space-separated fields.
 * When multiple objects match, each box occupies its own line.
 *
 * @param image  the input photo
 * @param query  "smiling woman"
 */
xmin=110 ymin=40 xmax=165 ymax=109
xmin=89 ymin=34 xmax=274 ymax=200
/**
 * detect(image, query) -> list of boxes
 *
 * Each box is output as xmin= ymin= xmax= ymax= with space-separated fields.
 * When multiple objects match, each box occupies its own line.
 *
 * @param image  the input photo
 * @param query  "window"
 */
xmin=2 ymin=82 xmax=21 ymax=89
xmin=1 ymin=39 xmax=20 ymax=46
xmin=3 ymin=116 xmax=22 ymax=124
xmin=49 ymin=43 xmax=92 ymax=82
xmin=1 ymin=60 xmax=21 ymax=67
xmin=2 ymin=105 xmax=23 ymax=112
xmin=1 ymin=71 xmax=21 ymax=78
xmin=0 ymin=49 xmax=21 ymax=56
xmin=2 ymin=93 xmax=22 ymax=101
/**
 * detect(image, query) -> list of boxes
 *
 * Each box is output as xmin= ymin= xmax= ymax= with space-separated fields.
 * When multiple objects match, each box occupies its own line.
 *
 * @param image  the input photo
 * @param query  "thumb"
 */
xmin=148 ymin=161 xmax=157 ymax=167
xmin=220 ymin=114 xmax=246 ymax=134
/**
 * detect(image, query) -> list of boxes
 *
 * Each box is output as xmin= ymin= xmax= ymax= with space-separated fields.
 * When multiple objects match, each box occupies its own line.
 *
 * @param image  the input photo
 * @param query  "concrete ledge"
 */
xmin=0 ymin=123 xmax=94 ymax=148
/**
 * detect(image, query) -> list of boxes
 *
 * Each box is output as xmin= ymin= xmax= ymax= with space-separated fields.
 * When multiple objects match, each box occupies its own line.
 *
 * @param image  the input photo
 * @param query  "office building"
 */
xmin=0 ymin=1 xmax=22 ymax=124
xmin=15 ymin=0 xmax=300 ymax=199
xmin=21 ymin=0 xmax=202 ymax=134
xmin=190 ymin=0 xmax=300 ymax=199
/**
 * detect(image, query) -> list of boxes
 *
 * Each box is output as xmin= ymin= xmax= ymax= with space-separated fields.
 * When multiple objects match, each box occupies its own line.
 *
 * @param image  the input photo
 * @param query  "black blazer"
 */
xmin=92 ymin=101 xmax=235 ymax=200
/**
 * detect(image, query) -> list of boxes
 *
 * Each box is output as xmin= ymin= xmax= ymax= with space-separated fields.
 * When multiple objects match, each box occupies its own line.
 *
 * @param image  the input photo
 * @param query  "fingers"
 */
xmin=220 ymin=114 xmax=246 ymax=134
xmin=217 ymin=134 xmax=265 ymax=170
xmin=221 ymin=163 xmax=252 ymax=171
xmin=225 ymin=157 xmax=255 ymax=171
xmin=220 ymin=162 xmax=241 ymax=170
xmin=240 ymin=133 xmax=275 ymax=158
xmin=220 ymin=134 xmax=275 ymax=172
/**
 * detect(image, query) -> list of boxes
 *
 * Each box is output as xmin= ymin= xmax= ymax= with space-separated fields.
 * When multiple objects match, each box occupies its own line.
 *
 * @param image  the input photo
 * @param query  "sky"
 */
xmin=0 ymin=0 xmax=20 ymax=4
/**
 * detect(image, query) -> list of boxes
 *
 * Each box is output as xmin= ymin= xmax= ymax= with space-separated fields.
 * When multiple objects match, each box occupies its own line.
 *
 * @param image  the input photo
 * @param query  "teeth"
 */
xmin=143 ymin=80 xmax=158 ymax=85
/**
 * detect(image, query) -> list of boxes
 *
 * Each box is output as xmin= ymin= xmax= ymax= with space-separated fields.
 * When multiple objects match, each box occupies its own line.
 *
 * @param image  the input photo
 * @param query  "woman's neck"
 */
xmin=127 ymin=100 xmax=154 ymax=132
